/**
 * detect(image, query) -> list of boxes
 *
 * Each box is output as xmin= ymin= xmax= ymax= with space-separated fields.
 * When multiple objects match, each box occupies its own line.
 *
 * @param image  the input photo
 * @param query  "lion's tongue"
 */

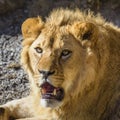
xmin=41 ymin=82 xmax=55 ymax=94
xmin=41 ymin=82 xmax=64 ymax=101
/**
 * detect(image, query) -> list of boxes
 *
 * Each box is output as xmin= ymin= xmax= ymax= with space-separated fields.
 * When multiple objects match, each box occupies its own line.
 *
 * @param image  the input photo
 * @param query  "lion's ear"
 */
xmin=70 ymin=22 xmax=98 ymax=42
xmin=21 ymin=17 xmax=44 ymax=39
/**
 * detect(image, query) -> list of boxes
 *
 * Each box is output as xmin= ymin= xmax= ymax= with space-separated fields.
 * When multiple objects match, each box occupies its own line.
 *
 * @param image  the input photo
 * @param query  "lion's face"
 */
xmin=21 ymin=18 xmax=99 ymax=108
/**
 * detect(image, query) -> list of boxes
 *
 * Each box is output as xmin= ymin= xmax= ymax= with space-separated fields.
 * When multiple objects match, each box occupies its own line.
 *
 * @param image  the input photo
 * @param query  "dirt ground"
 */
xmin=0 ymin=0 xmax=120 ymax=105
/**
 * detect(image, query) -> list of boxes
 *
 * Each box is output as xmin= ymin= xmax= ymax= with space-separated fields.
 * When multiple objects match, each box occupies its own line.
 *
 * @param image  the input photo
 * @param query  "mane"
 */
xmin=46 ymin=8 xmax=106 ymax=26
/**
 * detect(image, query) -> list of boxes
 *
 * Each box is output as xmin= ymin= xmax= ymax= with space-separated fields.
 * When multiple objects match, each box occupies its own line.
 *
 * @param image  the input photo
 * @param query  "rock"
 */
xmin=28 ymin=0 xmax=79 ymax=17
xmin=0 ymin=33 xmax=30 ymax=105
xmin=0 ymin=0 xmax=25 ymax=14
xmin=28 ymin=0 xmax=53 ymax=17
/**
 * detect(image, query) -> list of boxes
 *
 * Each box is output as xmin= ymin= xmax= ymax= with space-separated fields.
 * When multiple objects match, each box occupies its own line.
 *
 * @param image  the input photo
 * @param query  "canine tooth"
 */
xmin=53 ymin=89 xmax=57 ymax=95
xmin=41 ymin=89 xmax=46 ymax=94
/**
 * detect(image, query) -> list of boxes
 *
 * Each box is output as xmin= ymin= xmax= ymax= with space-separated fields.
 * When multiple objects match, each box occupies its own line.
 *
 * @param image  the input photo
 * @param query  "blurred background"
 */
xmin=0 ymin=0 xmax=120 ymax=104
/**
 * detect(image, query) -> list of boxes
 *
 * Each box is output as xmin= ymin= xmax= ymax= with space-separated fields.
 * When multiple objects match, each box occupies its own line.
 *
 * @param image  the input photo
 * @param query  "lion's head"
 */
xmin=21 ymin=9 xmax=110 ymax=108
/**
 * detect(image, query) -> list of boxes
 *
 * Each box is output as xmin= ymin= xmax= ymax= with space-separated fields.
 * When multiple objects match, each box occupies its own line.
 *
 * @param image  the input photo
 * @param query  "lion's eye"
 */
xmin=35 ymin=47 xmax=43 ymax=53
xmin=61 ymin=49 xmax=72 ymax=59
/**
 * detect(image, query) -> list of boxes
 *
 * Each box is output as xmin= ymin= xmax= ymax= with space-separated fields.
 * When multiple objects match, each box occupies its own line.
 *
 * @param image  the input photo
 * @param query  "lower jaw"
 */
xmin=40 ymin=98 xmax=61 ymax=108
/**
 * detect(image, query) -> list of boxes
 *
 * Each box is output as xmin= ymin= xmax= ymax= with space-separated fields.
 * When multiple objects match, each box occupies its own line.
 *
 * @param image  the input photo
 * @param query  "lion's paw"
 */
xmin=0 ymin=107 xmax=9 ymax=120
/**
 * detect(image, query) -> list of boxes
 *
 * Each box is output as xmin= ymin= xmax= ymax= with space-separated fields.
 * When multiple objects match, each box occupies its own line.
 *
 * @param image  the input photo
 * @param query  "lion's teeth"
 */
xmin=53 ymin=89 xmax=57 ymax=96
xmin=41 ymin=89 xmax=46 ymax=94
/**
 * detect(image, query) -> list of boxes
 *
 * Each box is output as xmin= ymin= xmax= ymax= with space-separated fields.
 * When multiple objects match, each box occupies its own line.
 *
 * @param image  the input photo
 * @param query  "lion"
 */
xmin=0 ymin=8 xmax=120 ymax=120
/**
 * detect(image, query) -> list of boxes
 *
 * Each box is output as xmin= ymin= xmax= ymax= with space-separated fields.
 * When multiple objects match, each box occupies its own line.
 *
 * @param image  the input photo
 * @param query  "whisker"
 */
xmin=33 ymin=75 xmax=40 ymax=78
xmin=34 ymin=57 xmax=41 ymax=73
xmin=52 ymin=77 xmax=64 ymax=81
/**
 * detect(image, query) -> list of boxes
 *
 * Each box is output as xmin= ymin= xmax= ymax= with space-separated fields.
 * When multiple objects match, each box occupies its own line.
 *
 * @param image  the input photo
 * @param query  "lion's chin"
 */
xmin=40 ymin=99 xmax=61 ymax=108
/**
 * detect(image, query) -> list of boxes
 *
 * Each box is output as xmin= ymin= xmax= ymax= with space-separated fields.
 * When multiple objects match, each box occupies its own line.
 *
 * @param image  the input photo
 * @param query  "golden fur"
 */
xmin=0 ymin=8 xmax=120 ymax=120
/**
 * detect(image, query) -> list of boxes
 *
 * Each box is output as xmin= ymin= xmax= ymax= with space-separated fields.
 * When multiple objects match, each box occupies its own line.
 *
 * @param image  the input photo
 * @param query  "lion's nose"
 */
xmin=39 ymin=70 xmax=55 ymax=79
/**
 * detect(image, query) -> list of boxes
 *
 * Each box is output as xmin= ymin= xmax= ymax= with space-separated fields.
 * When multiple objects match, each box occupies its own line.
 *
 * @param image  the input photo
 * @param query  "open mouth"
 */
xmin=40 ymin=82 xmax=64 ymax=101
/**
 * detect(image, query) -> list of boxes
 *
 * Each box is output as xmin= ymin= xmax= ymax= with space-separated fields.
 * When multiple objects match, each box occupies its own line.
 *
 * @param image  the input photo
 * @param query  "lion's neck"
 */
xmin=56 ymin=73 xmax=119 ymax=120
